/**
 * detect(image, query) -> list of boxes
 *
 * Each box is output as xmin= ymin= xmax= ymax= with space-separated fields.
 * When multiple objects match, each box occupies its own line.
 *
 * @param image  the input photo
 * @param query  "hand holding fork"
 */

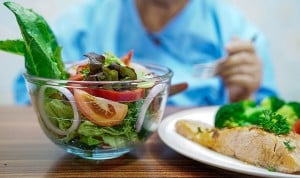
xmin=193 ymin=35 xmax=262 ymax=102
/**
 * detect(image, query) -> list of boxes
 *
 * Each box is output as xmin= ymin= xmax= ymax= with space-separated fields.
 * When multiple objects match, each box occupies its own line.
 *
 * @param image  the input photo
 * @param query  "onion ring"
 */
xmin=38 ymin=85 xmax=80 ymax=135
xmin=136 ymin=84 xmax=165 ymax=132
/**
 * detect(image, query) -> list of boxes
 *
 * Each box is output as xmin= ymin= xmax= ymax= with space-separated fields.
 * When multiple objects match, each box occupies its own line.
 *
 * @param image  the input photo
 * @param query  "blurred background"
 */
xmin=0 ymin=0 xmax=300 ymax=105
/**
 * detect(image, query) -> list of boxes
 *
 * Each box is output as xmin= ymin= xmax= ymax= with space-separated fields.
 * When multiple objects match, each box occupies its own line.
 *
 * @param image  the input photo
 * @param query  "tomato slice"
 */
xmin=74 ymin=89 xmax=128 ymax=126
xmin=84 ymin=88 xmax=145 ymax=102
xmin=293 ymin=120 xmax=300 ymax=134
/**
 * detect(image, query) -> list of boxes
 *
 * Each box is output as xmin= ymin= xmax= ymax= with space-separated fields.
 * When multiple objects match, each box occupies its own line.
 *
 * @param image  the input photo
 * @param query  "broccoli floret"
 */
xmin=215 ymin=100 xmax=258 ymax=128
xmin=215 ymin=97 xmax=294 ymax=135
xmin=276 ymin=102 xmax=300 ymax=126
xmin=243 ymin=104 xmax=271 ymax=125
xmin=257 ymin=110 xmax=291 ymax=135
xmin=260 ymin=96 xmax=285 ymax=112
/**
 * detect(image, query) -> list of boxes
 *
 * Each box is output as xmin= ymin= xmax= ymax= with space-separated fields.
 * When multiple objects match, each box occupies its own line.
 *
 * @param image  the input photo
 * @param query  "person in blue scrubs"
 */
xmin=15 ymin=0 xmax=277 ymax=106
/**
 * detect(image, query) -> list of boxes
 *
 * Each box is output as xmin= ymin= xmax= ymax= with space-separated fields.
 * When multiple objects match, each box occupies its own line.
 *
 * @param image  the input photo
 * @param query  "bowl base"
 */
xmin=65 ymin=147 xmax=131 ymax=160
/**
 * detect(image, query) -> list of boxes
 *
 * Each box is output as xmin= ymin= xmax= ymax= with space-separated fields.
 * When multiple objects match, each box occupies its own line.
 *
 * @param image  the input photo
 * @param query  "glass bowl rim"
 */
xmin=23 ymin=62 xmax=173 ymax=85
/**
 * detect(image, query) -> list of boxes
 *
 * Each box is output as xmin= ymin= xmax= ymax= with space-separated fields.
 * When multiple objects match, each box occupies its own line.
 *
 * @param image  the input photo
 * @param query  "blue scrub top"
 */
xmin=15 ymin=0 xmax=277 ymax=106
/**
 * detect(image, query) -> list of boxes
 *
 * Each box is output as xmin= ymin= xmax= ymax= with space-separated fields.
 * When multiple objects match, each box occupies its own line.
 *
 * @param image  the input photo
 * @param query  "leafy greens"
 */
xmin=1 ymin=2 xmax=151 ymax=150
xmin=0 ymin=1 xmax=68 ymax=79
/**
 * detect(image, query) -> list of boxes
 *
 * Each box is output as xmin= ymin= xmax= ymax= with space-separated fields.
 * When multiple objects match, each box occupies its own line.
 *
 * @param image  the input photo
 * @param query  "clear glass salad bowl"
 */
xmin=24 ymin=62 xmax=173 ymax=160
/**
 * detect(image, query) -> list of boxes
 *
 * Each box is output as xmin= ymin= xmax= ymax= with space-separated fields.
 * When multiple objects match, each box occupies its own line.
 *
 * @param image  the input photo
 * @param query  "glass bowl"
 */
xmin=24 ymin=62 xmax=173 ymax=160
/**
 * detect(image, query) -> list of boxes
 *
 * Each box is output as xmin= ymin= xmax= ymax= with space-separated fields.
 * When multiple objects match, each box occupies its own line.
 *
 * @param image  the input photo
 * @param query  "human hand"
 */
xmin=216 ymin=37 xmax=262 ymax=102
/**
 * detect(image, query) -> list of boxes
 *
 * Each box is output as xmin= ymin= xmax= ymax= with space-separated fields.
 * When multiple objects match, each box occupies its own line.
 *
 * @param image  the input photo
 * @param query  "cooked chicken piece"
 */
xmin=176 ymin=120 xmax=300 ymax=174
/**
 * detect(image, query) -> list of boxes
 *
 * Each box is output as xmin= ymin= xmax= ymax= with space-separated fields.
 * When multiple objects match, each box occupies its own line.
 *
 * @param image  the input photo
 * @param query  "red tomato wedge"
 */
xmin=84 ymin=88 xmax=145 ymax=102
xmin=293 ymin=120 xmax=300 ymax=134
xmin=74 ymin=89 xmax=128 ymax=126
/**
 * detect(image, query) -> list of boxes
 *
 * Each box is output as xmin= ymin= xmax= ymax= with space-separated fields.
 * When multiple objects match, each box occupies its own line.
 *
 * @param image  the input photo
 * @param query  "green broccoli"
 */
xmin=215 ymin=99 xmax=291 ymax=135
xmin=215 ymin=100 xmax=260 ymax=128
xmin=260 ymin=96 xmax=285 ymax=112
xmin=276 ymin=102 xmax=300 ymax=126
xmin=256 ymin=110 xmax=291 ymax=135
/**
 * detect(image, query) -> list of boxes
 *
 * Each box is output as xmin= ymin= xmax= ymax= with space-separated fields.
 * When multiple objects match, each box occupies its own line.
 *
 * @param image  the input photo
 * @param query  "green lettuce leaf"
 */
xmin=0 ymin=39 xmax=25 ymax=55
xmin=77 ymin=121 xmax=132 ymax=147
xmin=2 ymin=1 xmax=68 ymax=79
xmin=76 ymin=102 xmax=143 ymax=147
xmin=79 ymin=136 xmax=102 ymax=146
xmin=43 ymin=99 xmax=74 ymax=131
xmin=102 ymin=135 xmax=128 ymax=148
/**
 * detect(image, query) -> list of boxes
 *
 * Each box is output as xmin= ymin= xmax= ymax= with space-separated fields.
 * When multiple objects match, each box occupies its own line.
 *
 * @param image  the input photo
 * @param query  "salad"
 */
xmin=37 ymin=51 xmax=164 ymax=150
xmin=0 ymin=1 xmax=171 ymax=152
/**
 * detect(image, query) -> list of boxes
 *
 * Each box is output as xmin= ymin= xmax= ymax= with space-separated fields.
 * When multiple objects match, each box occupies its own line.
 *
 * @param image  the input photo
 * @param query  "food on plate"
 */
xmin=176 ymin=120 xmax=300 ymax=174
xmin=0 ymin=1 xmax=171 ymax=157
xmin=214 ymin=97 xmax=300 ymax=135
xmin=176 ymin=96 xmax=300 ymax=174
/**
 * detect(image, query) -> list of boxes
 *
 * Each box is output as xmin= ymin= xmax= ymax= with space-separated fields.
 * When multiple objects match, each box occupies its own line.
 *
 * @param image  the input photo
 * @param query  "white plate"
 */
xmin=158 ymin=106 xmax=300 ymax=178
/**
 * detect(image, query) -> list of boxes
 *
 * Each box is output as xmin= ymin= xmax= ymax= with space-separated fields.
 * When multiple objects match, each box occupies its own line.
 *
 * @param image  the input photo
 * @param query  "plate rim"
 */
xmin=158 ymin=106 xmax=300 ymax=178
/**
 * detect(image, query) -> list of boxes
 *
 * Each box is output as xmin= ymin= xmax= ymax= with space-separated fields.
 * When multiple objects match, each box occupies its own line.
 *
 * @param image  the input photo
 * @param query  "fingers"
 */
xmin=225 ymin=38 xmax=256 ymax=54
xmin=219 ymin=57 xmax=262 ymax=98
xmin=217 ymin=39 xmax=258 ymax=72
xmin=217 ymin=52 xmax=261 ymax=78
xmin=217 ymin=38 xmax=263 ymax=102
xmin=219 ymin=65 xmax=259 ymax=82
xmin=228 ymin=85 xmax=252 ymax=102
xmin=223 ymin=73 xmax=260 ymax=90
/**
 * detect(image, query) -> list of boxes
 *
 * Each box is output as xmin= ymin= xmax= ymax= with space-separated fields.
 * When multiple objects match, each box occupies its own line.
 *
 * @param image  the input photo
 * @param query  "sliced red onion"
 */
xmin=136 ymin=83 xmax=165 ymax=132
xmin=38 ymin=85 xmax=80 ymax=135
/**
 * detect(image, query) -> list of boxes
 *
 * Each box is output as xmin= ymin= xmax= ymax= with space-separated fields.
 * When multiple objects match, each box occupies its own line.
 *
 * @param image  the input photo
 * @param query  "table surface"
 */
xmin=0 ymin=106 xmax=258 ymax=178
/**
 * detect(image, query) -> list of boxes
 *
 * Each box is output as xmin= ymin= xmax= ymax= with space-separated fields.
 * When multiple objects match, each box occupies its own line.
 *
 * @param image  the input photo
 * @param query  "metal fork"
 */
xmin=192 ymin=61 xmax=220 ymax=79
